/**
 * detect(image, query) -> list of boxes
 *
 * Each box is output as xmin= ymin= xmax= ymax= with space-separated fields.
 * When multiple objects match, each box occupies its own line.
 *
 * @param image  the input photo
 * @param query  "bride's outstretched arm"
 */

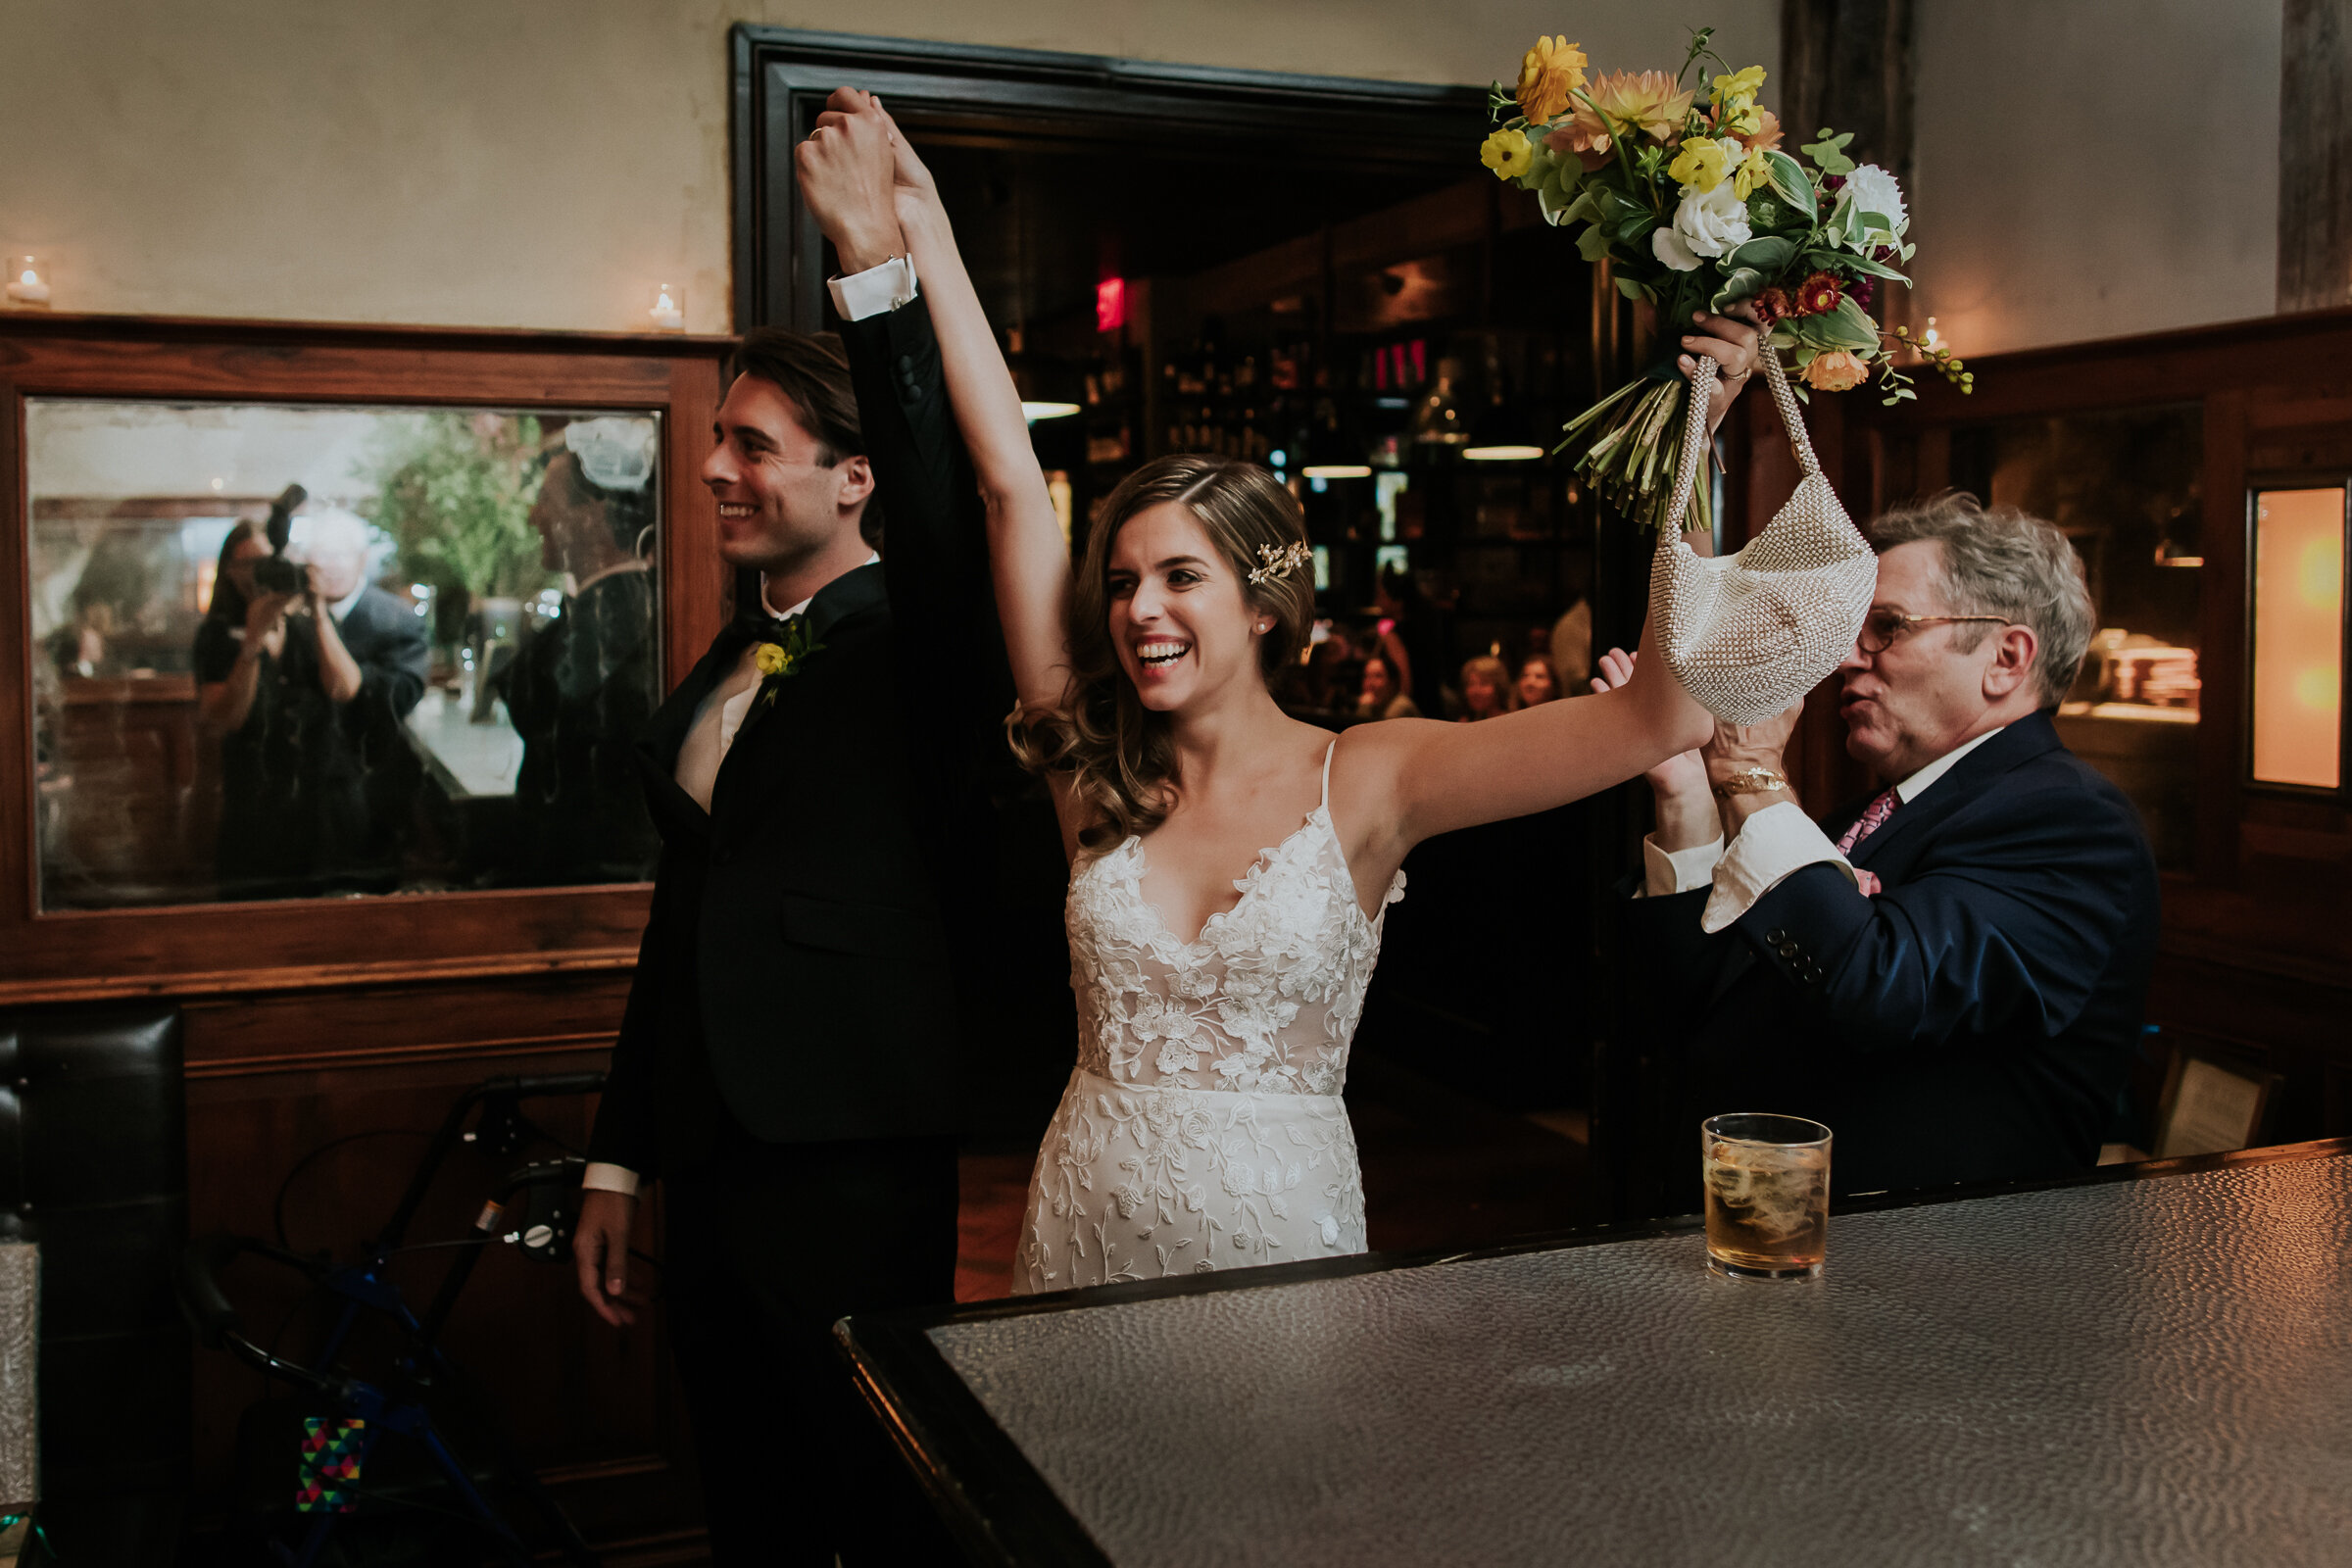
xmin=864 ymin=101 xmax=1073 ymax=726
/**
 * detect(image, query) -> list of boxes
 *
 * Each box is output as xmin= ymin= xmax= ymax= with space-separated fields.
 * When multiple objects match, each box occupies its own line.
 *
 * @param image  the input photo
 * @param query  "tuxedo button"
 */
xmin=1776 ymin=940 xmax=1800 ymax=959
xmin=1764 ymin=928 xmax=1788 ymax=945
xmin=897 ymin=354 xmax=914 ymax=371
xmin=1801 ymin=962 xmax=1825 ymax=984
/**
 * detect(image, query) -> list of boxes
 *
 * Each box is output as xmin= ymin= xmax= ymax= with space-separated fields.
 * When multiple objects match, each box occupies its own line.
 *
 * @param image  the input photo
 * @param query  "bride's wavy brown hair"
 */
xmin=1010 ymin=454 xmax=1314 ymax=855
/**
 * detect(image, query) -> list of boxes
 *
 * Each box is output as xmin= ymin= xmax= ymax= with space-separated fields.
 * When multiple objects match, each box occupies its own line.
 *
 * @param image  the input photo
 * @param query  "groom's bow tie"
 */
xmin=737 ymin=608 xmax=803 ymax=646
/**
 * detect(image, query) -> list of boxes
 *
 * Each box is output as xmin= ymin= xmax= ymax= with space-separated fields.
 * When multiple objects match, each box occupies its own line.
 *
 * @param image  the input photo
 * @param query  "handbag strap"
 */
xmin=1664 ymin=342 xmax=1823 ymax=531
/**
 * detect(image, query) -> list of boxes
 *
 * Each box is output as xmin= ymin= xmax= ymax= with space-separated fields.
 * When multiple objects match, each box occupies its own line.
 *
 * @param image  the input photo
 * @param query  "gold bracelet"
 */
xmin=1710 ymin=767 xmax=1790 ymax=801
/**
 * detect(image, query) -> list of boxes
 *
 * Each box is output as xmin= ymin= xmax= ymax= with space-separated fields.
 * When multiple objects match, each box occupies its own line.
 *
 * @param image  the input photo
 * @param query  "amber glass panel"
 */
xmin=2250 ymin=488 xmax=2345 ymax=790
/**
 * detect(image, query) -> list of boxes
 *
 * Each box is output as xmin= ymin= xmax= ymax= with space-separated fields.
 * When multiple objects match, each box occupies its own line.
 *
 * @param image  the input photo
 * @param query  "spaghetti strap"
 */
xmin=1319 ymin=738 xmax=1338 ymax=812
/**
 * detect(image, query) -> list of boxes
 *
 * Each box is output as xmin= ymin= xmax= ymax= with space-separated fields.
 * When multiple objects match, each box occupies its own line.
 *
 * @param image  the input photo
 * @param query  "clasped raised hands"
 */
xmin=797 ymin=87 xmax=907 ymax=272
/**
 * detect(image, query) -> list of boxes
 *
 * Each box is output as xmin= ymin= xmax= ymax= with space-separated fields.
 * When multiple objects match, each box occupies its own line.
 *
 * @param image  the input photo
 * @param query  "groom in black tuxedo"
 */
xmin=572 ymin=94 xmax=1000 ymax=1566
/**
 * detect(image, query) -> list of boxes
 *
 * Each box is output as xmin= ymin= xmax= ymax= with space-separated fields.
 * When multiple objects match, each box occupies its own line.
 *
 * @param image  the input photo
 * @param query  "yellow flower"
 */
xmin=1800 ymin=350 xmax=1870 ymax=393
xmin=1480 ymin=126 xmax=1534 ymax=180
xmin=1711 ymin=66 xmax=1767 ymax=106
xmin=1667 ymin=137 xmax=1731 ymax=193
xmin=1731 ymin=145 xmax=1772 ymax=199
xmin=1516 ymin=35 xmax=1588 ymax=122
xmin=754 ymin=642 xmax=789 ymax=677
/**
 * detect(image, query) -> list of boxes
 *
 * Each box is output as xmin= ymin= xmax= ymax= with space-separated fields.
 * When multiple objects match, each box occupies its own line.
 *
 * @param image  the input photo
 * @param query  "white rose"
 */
xmin=1666 ymin=180 xmax=1753 ymax=267
xmin=1838 ymin=164 xmax=1908 ymax=235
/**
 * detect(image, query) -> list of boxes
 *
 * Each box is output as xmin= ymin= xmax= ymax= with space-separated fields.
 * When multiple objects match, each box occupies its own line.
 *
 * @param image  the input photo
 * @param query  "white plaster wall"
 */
xmin=0 ymin=1 xmax=1775 ymax=333
xmin=1908 ymin=0 xmax=2281 ymax=356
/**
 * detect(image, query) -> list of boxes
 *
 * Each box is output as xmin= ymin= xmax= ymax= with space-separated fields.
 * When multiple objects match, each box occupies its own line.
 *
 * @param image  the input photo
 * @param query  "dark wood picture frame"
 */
xmin=0 ymin=312 xmax=733 ymax=1005
xmin=727 ymin=24 xmax=1488 ymax=331
xmin=2151 ymin=1038 xmax=2284 ymax=1158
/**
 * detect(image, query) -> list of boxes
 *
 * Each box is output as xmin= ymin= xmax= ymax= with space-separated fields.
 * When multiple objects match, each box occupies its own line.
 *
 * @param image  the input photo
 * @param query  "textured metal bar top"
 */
xmin=921 ymin=1152 xmax=2352 ymax=1566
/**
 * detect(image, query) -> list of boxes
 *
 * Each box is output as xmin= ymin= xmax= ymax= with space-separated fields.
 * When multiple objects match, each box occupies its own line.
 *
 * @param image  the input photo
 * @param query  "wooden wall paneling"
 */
xmin=180 ymin=991 xmax=688 ymax=1545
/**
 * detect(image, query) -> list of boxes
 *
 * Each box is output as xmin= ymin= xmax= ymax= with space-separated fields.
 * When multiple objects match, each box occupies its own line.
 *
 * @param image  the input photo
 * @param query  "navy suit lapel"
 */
xmin=1846 ymin=712 xmax=2065 ymax=871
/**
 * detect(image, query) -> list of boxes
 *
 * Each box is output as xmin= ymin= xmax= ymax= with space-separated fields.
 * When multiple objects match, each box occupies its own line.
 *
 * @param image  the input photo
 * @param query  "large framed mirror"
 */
xmin=1 ymin=316 xmax=727 ymax=999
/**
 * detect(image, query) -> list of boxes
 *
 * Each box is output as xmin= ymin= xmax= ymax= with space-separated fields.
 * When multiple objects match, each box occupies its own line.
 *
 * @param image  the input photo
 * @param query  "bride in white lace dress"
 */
xmin=836 ymin=94 xmax=1745 ymax=1293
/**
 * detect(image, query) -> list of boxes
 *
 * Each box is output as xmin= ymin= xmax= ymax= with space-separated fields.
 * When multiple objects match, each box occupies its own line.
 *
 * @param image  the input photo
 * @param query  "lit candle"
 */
xmin=5 ymin=257 xmax=51 ymax=308
xmin=647 ymin=283 xmax=684 ymax=332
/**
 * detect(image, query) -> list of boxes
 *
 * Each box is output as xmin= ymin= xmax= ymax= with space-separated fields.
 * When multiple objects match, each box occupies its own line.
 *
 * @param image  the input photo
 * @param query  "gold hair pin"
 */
xmin=1248 ymin=541 xmax=1312 ymax=587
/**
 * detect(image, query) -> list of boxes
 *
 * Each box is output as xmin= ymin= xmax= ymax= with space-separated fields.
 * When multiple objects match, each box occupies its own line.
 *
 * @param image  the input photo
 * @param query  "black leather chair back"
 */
xmin=0 ymin=1005 xmax=189 ymax=1562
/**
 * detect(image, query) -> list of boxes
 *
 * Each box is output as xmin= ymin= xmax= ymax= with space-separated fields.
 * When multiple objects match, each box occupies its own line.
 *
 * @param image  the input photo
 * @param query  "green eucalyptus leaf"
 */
xmin=1616 ymin=273 xmax=1649 ymax=302
xmin=1575 ymin=222 xmax=1615 ymax=262
xmin=1801 ymin=128 xmax=1856 ymax=175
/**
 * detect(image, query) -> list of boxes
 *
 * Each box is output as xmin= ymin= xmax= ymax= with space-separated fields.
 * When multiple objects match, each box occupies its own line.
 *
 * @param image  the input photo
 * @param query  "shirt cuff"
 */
xmin=1642 ymin=834 xmax=1726 ymax=898
xmin=1700 ymin=800 xmax=1857 ymax=933
xmin=581 ymin=1162 xmax=641 ymax=1199
xmin=827 ymin=256 xmax=919 ymax=321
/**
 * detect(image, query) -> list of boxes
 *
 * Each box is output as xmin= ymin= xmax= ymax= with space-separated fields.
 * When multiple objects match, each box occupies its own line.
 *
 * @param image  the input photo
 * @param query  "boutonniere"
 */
xmin=752 ymin=618 xmax=825 ymax=709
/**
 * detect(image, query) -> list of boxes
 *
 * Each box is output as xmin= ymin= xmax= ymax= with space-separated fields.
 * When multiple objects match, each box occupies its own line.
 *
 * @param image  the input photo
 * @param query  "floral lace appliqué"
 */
xmin=1016 ymin=797 xmax=1403 ymax=1294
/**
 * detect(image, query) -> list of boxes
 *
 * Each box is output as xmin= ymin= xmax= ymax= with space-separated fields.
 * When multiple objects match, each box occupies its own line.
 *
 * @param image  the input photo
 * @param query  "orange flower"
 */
xmin=1801 ymin=350 xmax=1870 ymax=392
xmin=1793 ymin=270 xmax=1843 ymax=316
xmin=1550 ymin=70 xmax=1694 ymax=169
xmin=1740 ymin=109 xmax=1785 ymax=152
xmin=1516 ymin=36 xmax=1588 ymax=123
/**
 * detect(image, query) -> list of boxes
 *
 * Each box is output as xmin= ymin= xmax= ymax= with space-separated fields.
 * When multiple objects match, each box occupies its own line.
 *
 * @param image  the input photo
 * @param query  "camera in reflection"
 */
xmin=249 ymin=483 xmax=313 ymax=596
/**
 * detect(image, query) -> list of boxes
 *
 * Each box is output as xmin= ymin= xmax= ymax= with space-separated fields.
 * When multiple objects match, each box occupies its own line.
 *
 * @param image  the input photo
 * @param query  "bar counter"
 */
xmin=840 ymin=1141 xmax=2352 ymax=1567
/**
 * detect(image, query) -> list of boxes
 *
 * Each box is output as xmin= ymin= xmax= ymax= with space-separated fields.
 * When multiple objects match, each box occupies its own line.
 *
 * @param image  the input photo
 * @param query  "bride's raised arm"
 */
xmin=857 ymin=99 xmax=1072 ymax=729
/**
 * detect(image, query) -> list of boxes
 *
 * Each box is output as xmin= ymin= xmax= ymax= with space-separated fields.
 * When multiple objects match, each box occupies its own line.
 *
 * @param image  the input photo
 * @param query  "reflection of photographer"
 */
xmin=500 ymin=418 xmax=661 ymax=884
xmin=194 ymin=497 xmax=430 ymax=900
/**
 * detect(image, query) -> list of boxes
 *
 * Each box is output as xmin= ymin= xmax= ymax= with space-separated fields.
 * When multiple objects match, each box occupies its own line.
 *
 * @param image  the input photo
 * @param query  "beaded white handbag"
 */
xmin=1649 ymin=348 xmax=1878 ymax=725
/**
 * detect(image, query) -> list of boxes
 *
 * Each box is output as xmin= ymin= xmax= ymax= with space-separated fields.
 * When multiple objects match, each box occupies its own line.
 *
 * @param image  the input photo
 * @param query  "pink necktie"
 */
xmin=1837 ymin=788 xmax=1899 ymax=856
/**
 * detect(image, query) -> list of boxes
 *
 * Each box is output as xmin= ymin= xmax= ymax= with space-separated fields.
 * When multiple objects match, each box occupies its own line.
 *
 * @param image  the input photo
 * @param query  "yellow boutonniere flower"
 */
xmin=754 ymin=642 xmax=789 ymax=677
xmin=1480 ymin=126 xmax=1534 ymax=180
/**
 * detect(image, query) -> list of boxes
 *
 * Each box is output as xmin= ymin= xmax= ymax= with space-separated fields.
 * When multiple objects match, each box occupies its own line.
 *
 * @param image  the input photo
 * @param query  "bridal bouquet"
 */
xmin=1478 ymin=28 xmax=1969 ymax=531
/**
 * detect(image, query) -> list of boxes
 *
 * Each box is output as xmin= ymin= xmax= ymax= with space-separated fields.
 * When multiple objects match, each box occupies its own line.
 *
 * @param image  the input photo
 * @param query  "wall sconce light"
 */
xmin=5 ymin=255 xmax=53 ymax=309
xmin=645 ymin=282 xmax=685 ymax=332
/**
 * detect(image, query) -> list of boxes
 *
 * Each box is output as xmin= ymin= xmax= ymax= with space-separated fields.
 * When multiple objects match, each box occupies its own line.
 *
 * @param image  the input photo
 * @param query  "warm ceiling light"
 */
xmin=1020 ymin=401 xmax=1081 ymax=422
xmin=1300 ymin=463 xmax=1372 ymax=479
xmin=1463 ymin=444 xmax=1544 ymax=463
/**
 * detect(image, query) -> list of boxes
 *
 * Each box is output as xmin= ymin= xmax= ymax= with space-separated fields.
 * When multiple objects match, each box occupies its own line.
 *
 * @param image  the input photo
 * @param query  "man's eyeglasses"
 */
xmin=1857 ymin=608 xmax=2011 ymax=655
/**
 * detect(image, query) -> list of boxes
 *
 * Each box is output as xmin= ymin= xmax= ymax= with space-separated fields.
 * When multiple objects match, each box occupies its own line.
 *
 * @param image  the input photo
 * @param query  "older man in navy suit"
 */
xmin=1608 ymin=491 xmax=2159 ymax=1198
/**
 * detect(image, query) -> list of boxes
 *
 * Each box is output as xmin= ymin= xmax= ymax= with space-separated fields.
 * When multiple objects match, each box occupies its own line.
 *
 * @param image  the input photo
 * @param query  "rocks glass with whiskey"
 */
xmin=1700 ymin=1113 xmax=1832 ymax=1280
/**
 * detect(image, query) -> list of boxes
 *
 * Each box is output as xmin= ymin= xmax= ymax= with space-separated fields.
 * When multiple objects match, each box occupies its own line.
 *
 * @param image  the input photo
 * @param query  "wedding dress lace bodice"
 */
xmin=1015 ymin=743 xmax=1404 ymax=1294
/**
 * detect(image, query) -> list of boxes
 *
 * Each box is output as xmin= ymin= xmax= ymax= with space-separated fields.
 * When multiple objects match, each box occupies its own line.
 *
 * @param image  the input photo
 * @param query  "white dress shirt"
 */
xmin=585 ymin=261 xmax=909 ymax=1201
xmin=1642 ymin=725 xmax=2010 ymax=934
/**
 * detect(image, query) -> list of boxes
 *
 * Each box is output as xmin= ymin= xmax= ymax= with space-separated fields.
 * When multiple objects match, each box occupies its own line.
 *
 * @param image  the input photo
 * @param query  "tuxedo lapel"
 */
xmin=631 ymin=621 xmax=757 ymax=834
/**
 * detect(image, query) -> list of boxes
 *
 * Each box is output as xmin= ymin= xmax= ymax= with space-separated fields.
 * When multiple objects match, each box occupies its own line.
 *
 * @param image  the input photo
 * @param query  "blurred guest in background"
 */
xmin=1457 ymin=654 xmax=1511 ymax=721
xmin=1549 ymin=593 xmax=1593 ymax=691
xmin=502 ymin=418 xmax=662 ymax=884
xmin=1356 ymin=654 xmax=1420 ymax=721
xmin=1514 ymin=654 xmax=1562 ymax=710
xmin=195 ymin=511 xmax=428 ymax=899
xmin=1607 ymin=493 xmax=2159 ymax=1198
